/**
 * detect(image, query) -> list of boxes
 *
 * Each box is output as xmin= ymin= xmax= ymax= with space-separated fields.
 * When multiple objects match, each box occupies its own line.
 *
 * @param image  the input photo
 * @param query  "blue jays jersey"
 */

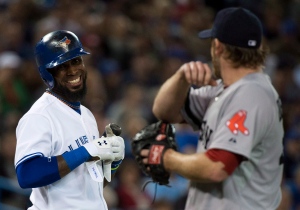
xmin=181 ymin=73 xmax=284 ymax=210
xmin=15 ymin=93 xmax=107 ymax=210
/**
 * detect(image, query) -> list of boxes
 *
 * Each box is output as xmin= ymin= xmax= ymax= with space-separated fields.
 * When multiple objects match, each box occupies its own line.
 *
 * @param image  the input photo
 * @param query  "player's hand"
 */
xmin=140 ymin=149 xmax=149 ymax=164
xmin=111 ymin=136 xmax=125 ymax=161
xmin=84 ymin=137 xmax=114 ymax=161
xmin=179 ymin=61 xmax=217 ymax=87
xmin=88 ymin=156 xmax=100 ymax=162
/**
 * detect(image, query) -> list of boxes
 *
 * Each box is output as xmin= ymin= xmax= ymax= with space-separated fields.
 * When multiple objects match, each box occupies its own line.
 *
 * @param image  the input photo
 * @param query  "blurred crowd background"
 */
xmin=0 ymin=0 xmax=299 ymax=210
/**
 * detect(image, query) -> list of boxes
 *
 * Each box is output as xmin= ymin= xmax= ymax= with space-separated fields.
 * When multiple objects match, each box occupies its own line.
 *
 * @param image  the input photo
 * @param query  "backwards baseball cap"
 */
xmin=198 ymin=7 xmax=263 ymax=49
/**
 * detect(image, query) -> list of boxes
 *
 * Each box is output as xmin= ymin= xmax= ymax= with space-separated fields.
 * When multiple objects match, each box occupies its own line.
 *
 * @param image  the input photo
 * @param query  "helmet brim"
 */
xmin=46 ymin=48 xmax=90 ymax=69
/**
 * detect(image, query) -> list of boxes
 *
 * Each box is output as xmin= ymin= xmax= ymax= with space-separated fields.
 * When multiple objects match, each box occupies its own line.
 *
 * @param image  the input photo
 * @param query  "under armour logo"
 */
xmin=226 ymin=110 xmax=249 ymax=135
xmin=98 ymin=140 xmax=107 ymax=146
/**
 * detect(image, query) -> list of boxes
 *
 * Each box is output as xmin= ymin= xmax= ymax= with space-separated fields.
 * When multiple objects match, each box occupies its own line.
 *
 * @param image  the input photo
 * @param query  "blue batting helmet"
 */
xmin=35 ymin=30 xmax=90 ymax=89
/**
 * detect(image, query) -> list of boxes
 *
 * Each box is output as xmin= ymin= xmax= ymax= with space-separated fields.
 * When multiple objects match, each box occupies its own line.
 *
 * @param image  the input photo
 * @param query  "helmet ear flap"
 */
xmin=38 ymin=66 xmax=54 ymax=89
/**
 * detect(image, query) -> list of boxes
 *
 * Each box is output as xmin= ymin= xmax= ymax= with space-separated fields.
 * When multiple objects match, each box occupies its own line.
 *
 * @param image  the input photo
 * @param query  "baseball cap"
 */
xmin=198 ymin=7 xmax=263 ymax=49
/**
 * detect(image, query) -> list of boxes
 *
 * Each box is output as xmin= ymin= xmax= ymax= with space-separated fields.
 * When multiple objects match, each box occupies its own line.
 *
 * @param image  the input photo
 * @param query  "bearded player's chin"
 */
xmin=68 ymin=83 xmax=87 ymax=101
xmin=76 ymin=86 xmax=87 ymax=100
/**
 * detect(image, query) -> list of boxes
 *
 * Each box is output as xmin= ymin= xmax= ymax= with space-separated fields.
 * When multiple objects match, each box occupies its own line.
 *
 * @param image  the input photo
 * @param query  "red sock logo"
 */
xmin=226 ymin=110 xmax=249 ymax=135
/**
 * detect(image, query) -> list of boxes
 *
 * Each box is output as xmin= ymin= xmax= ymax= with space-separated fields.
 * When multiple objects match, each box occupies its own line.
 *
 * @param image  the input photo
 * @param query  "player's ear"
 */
xmin=212 ymin=39 xmax=224 ymax=56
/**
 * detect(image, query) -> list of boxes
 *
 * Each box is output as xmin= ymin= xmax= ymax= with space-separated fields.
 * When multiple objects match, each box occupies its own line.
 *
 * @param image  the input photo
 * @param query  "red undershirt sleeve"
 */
xmin=205 ymin=149 xmax=244 ymax=175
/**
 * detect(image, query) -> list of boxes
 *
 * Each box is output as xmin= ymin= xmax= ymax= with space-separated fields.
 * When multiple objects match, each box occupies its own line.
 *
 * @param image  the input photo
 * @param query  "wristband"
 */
xmin=111 ymin=159 xmax=122 ymax=174
xmin=62 ymin=146 xmax=91 ymax=171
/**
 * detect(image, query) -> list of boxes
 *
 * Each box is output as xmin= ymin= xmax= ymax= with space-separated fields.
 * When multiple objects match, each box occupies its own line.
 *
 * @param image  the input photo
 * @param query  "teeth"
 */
xmin=68 ymin=77 xmax=80 ymax=84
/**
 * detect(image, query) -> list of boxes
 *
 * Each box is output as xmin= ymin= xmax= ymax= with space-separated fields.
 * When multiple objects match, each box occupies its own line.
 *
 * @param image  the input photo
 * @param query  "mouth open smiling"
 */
xmin=68 ymin=76 xmax=80 ymax=84
xmin=67 ymin=76 xmax=82 ymax=88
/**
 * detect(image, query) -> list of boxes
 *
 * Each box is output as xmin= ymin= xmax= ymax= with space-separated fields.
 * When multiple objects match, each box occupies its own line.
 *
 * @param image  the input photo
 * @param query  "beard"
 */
xmin=211 ymin=42 xmax=222 ymax=80
xmin=212 ymin=55 xmax=221 ymax=79
xmin=53 ymin=72 xmax=88 ymax=102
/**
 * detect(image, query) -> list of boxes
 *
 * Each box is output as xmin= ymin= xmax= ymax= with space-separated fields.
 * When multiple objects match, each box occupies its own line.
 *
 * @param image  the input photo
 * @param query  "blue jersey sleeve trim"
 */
xmin=15 ymin=152 xmax=44 ymax=168
xmin=16 ymin=156 xmax=60 ymax=189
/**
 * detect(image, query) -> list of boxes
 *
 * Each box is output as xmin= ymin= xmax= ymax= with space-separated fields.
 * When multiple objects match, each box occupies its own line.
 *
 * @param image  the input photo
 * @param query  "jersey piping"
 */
xmin=15 ymin=152 xmax=44 ymax=169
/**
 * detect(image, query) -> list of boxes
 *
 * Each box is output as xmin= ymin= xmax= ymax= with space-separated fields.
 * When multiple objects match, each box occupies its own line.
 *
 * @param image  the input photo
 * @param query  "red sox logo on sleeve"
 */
xmin=226 ymin=110 xmax=249 ymax=135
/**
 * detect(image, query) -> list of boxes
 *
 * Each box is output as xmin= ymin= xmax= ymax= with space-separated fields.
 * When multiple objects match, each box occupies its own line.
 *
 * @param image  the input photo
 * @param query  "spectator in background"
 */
xmin=116 ymin=158 xmax=152 ymax=210
xmin=284 ymin=125 xmax=300 ymax=180
xmin=0 ymin=129 xmax=17 ymax=180
xmin=143 ymin=173 xmax=189 ymax=209
xmin=98 ymin=58 xmax=123 ymax=104
xmin=285 ymin=165 xmax=300 ymax=210
xmin=0 ymin=129 xmax=29 ymax=209
xmin=120 ymin=113 xmax=149 ymax=158
xmin=0 ymin=51 xmax=32 ymax=117
xmin=174 ymin=124 xmax=199 ymax=154
xmin=107 ymin=83 xmax=153 ymax=125
xmin=151 ymin=199 xmax=174 ymax=210
xmin=277 ymin=185 xmax=292 ymax=210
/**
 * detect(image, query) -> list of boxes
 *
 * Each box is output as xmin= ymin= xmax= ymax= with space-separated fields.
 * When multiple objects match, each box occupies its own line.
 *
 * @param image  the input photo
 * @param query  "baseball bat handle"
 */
xmin=103 ymin=123 xmax=122 ymax=137
xmin=103 ymin=123 xmax=121 ymax=182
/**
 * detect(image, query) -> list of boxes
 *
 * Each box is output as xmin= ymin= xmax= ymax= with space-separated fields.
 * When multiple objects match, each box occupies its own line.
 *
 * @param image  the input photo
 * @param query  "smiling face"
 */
xmin=48 ymin=56 xmax=87 ymax=102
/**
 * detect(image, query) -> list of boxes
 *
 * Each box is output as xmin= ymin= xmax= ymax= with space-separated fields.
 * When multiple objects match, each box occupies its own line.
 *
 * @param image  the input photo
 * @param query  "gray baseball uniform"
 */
xmin=181 ymin=72 xmax=284 ymax=210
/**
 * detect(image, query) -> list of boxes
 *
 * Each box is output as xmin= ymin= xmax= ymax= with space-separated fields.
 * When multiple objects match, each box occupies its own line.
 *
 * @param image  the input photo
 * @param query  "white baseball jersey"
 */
xmin=181 ymin=73 xmax=284 ymax=210
xmin=15 ymin=93 xmax=107 ymax=210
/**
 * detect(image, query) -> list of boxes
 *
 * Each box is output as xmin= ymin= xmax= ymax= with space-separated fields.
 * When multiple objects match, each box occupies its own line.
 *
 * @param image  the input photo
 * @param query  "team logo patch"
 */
xmin=226 ymin=110 xmax=249 ymax=135
xmin=55 ymin=36 xmax=71 ymax=50
xmin=149 ymin=145 xmax=164 ymax=164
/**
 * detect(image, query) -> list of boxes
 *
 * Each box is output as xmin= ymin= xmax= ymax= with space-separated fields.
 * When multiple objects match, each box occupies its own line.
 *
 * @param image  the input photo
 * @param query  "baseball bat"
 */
xmin=103 ymin=123 xmax=122 ymax=182
xmin=103 ymin=123 xmax=122 ymax=137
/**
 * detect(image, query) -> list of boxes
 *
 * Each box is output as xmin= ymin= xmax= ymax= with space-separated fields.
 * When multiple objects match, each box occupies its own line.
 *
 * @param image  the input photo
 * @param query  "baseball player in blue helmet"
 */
xmin=35 ymin=30 xmax=90 ymax=89
xmin=15 ymin=30 xmax=125 ymax=210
